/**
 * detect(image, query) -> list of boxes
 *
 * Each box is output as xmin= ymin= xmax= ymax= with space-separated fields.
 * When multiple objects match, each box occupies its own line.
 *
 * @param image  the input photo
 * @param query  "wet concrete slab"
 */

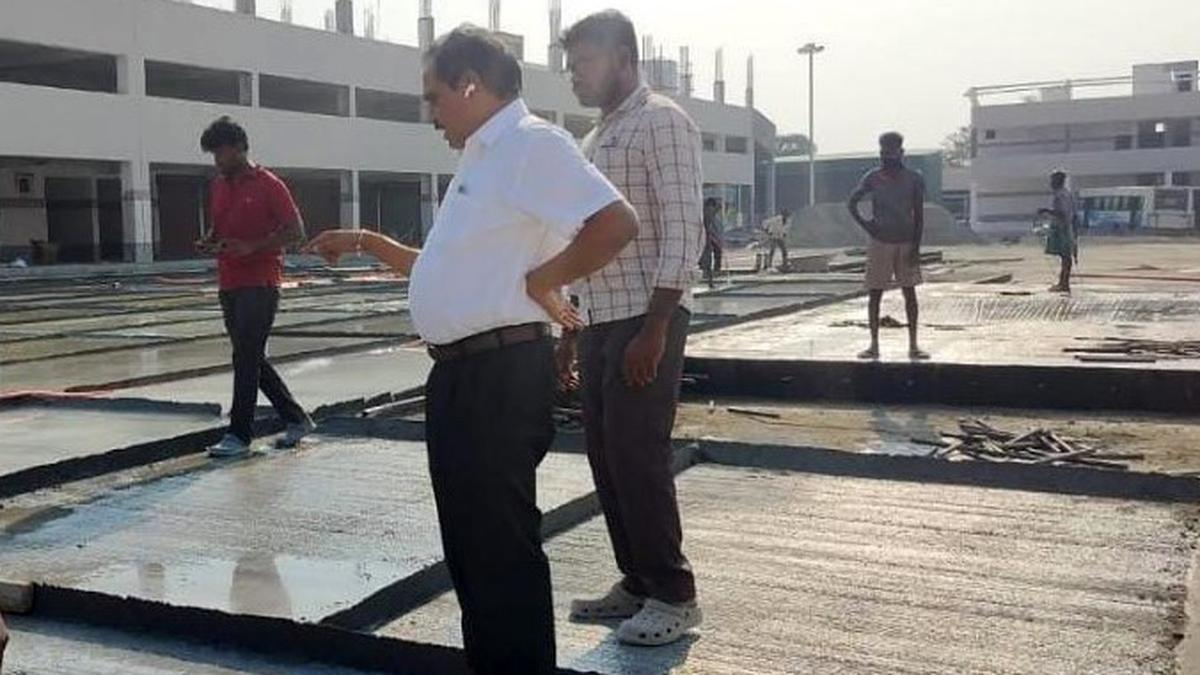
xmin=81 ymin=311 xmax=366 ymax=341
xmin=0 ymin=309 xmax=221 ymax=338
xmin=0 ymin=335 xmax=383 ymax=393
xmin=4 ymin=615 xmax=385 ymax=674
xmin=0 ymin=439 xmax=596 ymax=623
xmin=0 ymin=334 xmax=168 ymax=364
xmin=274 ymin=313 xmax=417 ymax=338
xmin=0 ymin=399 xmax=221 ymax=480
xmin=118 ymin=345 xmax=431 ymax=410
xmin=382 ymin=464 xmax=1198 ymax=675
xmin=279 ymin=293 xmax=409 ymax=314
xmin=691 ymin=294 xmax=823 ymax=317
xmin=707 ymin=280 xmax=864 ymax=297
xmin=689 ymin=283 xmax=1200 ymax=370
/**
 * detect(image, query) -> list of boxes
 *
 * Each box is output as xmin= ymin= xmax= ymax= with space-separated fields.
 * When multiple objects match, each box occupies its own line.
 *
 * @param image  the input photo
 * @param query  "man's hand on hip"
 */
xmin=525 ymin=268 xmax=583 ymax=332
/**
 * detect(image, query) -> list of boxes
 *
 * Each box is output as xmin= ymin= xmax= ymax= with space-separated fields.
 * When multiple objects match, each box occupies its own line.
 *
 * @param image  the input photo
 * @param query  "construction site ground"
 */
xmin=3 ymin=236 xmax=1200 ymax=674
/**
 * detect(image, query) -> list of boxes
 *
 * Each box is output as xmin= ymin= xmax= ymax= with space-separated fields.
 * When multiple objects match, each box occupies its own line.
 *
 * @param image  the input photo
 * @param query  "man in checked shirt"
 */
xmin=560 ymin=10 xmax=705 ymax=647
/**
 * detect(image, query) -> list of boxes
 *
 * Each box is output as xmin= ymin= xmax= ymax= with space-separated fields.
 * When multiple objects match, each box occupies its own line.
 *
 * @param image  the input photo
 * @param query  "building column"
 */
xmin=89 ymin=179 xmax=101 ymax=263
xmin=340 ymin=170 xmax=360 ymax=230
xmin=420 ymin=174 xmax=439 ymax=243
xmin=121 ymin=161 xmax=154 ymax=263
xmin=117 ymin=54 xmax=145 ymax=97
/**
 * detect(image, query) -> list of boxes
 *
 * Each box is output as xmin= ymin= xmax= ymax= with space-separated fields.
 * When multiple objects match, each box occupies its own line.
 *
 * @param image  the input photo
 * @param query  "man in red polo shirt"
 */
xmin=197 ymin=116 xmax=313 ymax=458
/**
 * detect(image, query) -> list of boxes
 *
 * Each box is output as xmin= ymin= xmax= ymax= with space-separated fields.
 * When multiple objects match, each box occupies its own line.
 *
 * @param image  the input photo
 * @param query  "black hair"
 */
xmin=425 ymin=25 xmax=522 ymax=99
xmin=562 ymin=10 xmax=639 ymax=66
xmin=704 ymin=197 xmax=721 ymax=209
xmin=878 ymin=131 xmax=904 ymax=149
xmin=1050 ymin=169 xmax=1068 ymax=185
xmin=200 ymin=116 xmax=249 ymax=153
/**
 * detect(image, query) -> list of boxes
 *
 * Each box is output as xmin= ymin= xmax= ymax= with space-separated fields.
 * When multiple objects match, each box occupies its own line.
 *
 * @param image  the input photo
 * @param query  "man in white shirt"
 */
xmin=763 ymin=209 xmax=792 ymax=270
xmin=305 ymin=27 xmax=637 ymax=674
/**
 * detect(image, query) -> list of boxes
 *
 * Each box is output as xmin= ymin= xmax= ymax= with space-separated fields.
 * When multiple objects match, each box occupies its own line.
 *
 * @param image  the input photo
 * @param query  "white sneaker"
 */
xmin=616 ymin=598 xmax=702 ymax=646
xmin=208 ymin=433 xmax=250 ymax=458
xmin=275 ymin=417 xmax=316 ymax=449
xmin=570 ymin=582 xmax=645 ymax=622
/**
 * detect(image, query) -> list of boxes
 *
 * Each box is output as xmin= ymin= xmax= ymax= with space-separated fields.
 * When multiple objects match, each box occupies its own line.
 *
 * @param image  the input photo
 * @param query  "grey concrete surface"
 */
xmin=274 ymin=314 xmax=417 ymax=338
xmin=0 ymin=310 xmax=221 ymax=338
xmin=3 ymin=615 xmax=385 ymax=674
xmin=119 ymin=345 xmax=431 ymax=410
xmin=0 ymin=439 xmax=596 ymax=623
xmin=0 ymin=335 xmax=168 ymax=364
xmin=382 ymin=464 xmax=1197 ymax=674
xmin=0 ymin=336 xmax=381 ymax=392
xmin=689 ymin=283 xmax=1200 ymax=369
xmin=0 ymin=401 xmax=221 ymax=478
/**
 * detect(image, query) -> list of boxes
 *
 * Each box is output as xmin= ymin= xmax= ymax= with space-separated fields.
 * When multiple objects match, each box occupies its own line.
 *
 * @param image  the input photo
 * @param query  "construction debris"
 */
xmin=1066 ymin=337 xmax=1200 ymax=361
xmin=831 ymin=315 xmax=907 ymax=329
xmin=914 ymin=419 xmax=1140 ymax=470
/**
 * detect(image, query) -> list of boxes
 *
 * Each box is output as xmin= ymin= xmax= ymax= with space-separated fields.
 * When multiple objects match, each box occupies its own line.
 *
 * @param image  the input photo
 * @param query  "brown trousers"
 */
xmin=579 ymin=308 xmax=696 ymax=604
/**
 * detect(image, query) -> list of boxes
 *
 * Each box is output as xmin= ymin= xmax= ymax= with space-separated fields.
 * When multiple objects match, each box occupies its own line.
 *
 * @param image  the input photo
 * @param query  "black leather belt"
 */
xmin=427 ymin=323 xmax=550 ymax=363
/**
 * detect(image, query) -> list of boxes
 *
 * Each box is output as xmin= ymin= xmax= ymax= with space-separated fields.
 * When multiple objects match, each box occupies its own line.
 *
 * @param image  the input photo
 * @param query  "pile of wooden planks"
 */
xmin=915 ymin=419 xmax=1142 ymax=470
xmin=1065 ymin=337 xmax=1200 ymax=361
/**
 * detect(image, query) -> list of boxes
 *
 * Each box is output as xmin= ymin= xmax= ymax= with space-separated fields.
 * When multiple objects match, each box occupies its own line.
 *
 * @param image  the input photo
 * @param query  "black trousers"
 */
xmin=219 ymin=287 xmax=306 ymax=443
xmin=766 ymin=237 xmax=789 ymax=268
xmin=425 ymin=337 xmax=557 ymax=674
xmin=579 ymin=309 xmax=695 ymax=604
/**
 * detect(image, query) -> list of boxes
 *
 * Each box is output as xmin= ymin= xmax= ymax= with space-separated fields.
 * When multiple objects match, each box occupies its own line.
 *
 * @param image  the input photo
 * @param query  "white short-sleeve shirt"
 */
xmin=409 ymin=99 xmax=623 ymax=345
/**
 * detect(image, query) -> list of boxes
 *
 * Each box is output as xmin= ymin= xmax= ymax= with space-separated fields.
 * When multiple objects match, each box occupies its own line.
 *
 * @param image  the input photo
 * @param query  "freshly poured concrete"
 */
xmin=0 ymin=335 xmax=382 ymax=392
xmin=82 ymin=311 xmax=363 ymax=341
xmin=275 ymin=313 xmax=417 ymax=337
xmin=0 ymin=334 xmax=167 ymax=363
xmin=120 ymin=345 xmax=431 ymax=409
xmin=689 ymin=283 xmax=1200 ymax=369
xmin=0 ymin=439 xmax=595 ymax=622
xmin=0 ymin=309 xmax=220 ymax=337
xmin=383 ymin=465 xmax=1197 ymax=674
xmin=4 ymin=616 xmax=383 ymax=674
xmin=0 ymin=401 xmax=221 ymax=478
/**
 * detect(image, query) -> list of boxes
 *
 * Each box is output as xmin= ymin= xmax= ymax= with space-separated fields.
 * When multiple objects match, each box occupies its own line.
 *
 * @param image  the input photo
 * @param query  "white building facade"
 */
xmin=966 ymin=60 xmax=1200 ymax=234
xmin=0 ymin=0 xmax=774 ymax=264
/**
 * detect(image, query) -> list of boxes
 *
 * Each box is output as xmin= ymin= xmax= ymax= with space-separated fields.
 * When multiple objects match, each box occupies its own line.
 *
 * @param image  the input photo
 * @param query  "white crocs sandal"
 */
xmin=616 ymin=598 xmax=702 ymax=646
xmin=569 ymin=582 xmax=645 ymax=621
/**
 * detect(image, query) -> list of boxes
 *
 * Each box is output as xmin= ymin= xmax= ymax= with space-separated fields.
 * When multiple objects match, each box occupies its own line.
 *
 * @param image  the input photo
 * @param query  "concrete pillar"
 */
xmin=89 ymin=179 xmax=101 ymax=263
xmin=420 ymin=174 xmax=437 ymax=243
xmin=335 ymin=0 xmax=354 ymax=35
xmin=121 ymin=161 xmax=154 ymax=263
xmin=345 ymin=86 xmax=356 ymax=118
xmin=239 ymin=72 xmax=255 ymax=107
xmin=117 ymin=54 xmax=145 ymax=97
xmin=235 ymin=0 xmax=257 ymax=15
xmin=340 ymin=170 xmax=360 ymax=229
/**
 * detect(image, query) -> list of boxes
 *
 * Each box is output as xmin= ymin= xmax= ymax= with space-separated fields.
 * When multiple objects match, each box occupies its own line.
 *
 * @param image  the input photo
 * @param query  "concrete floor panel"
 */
xmin=0 ymin=401 xmax=221 ymax=478
xmin=382 ymin=465 xmax=1197 ymax=674
xmin=119 ymin=345 xmax=431 ymax=409
xmin=0 ymin=336 xmax=382 ymax=392
xmin=4 ymin=616 xmax=383 ymax=674
xmin=689 ymin=284 xmax=1200 ymax=369
xmin=0 ymin=439 xmax=596 ymax=622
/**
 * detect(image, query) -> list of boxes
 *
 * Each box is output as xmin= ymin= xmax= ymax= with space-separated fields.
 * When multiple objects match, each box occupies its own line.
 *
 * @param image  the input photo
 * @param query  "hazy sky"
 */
xmin=197 ymin=0 xmax=1199 ymax=154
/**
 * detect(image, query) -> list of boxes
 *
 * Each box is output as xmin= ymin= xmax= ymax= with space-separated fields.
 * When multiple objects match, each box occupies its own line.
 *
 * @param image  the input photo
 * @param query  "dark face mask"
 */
xmin=882 ymin=157 xmax=903 ymax=170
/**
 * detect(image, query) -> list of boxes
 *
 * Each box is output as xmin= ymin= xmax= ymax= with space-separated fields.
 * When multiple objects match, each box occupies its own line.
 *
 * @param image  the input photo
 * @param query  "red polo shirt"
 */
xmin=209 ymin=165 xmax=300 ymax=290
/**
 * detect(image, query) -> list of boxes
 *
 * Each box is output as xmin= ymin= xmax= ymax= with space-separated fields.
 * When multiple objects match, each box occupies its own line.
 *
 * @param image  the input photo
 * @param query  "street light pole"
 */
xmin=797 ymin=42 xmax=825 ymax=207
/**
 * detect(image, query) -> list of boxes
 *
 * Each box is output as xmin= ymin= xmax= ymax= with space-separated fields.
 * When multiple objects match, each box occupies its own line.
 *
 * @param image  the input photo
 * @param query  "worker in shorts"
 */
xmin=847 ymin=131 xmax=928 ymax=361
xmin=1038 ymin=169 xmax=1075 ymax=293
